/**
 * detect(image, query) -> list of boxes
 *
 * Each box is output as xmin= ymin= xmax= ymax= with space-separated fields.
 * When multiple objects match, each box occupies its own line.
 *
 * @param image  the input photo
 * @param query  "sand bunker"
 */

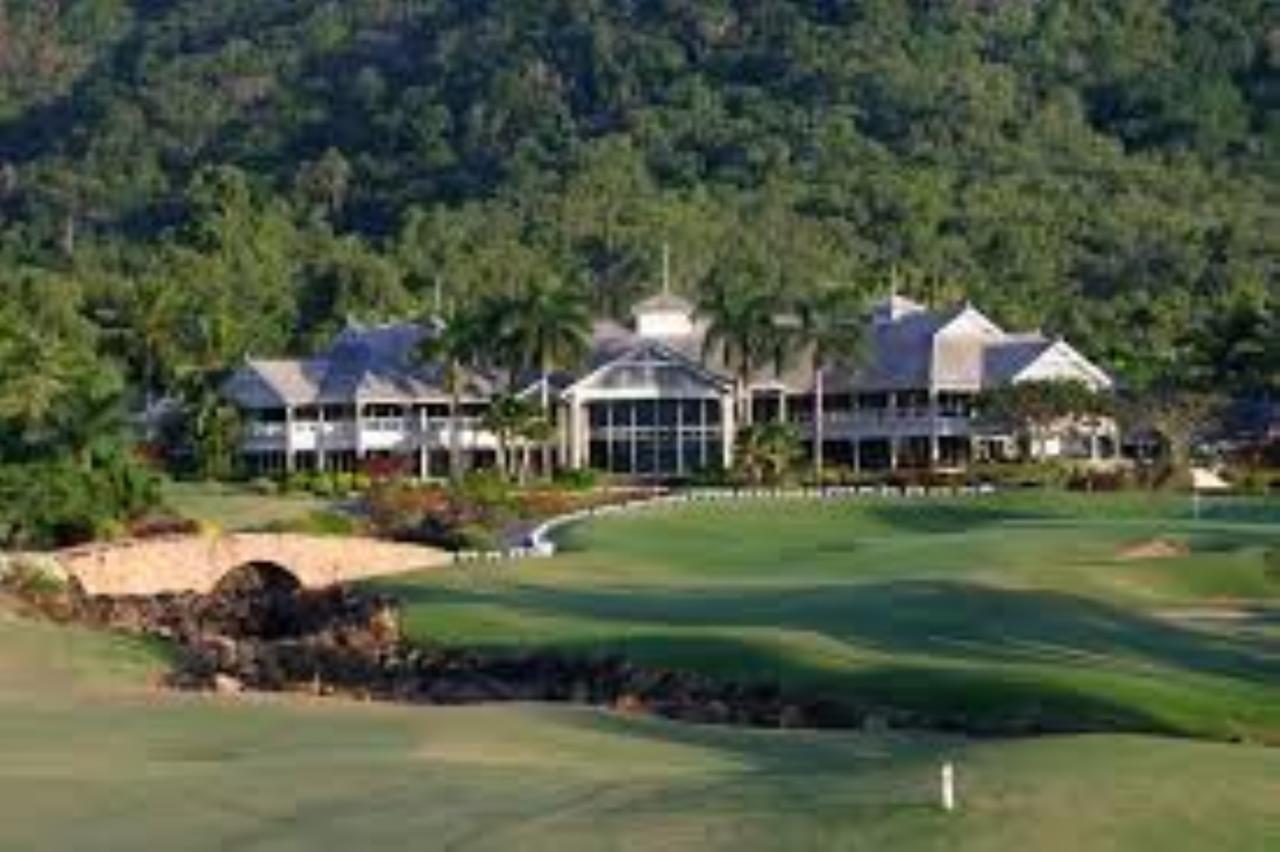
xmin=1116 ymin=539 xmax=1190 ymax=561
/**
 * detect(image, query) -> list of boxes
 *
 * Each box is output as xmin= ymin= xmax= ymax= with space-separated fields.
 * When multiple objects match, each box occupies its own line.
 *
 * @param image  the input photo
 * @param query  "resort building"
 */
xmin=223 ymin=293 xmax=1116 ymax=479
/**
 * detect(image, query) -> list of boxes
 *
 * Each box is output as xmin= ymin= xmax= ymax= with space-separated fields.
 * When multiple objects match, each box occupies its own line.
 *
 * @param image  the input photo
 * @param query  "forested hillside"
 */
xmin=0 ymin=0 xmax=1276 ymax=394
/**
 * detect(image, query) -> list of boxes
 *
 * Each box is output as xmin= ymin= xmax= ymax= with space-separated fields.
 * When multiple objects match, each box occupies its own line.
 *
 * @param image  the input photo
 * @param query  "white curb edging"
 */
xmin=450 ymin=483 xmax=997 ymax=564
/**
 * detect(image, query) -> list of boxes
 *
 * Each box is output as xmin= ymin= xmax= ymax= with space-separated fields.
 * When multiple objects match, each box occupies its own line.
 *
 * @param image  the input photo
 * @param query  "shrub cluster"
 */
xmin=0 ymin=449 xmax=162 ymax=549
xmin=254 ymin=471 xmax=374 ymax=499
xmin=255 ymin=510 xmax=365 ymax=538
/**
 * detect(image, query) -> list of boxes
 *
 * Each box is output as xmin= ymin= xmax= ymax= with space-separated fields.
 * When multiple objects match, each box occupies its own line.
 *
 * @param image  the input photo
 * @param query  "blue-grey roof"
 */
xmin=224 ymin=299 xmax=1112 ymax=409
xmin=224 ymin=321 xmax=494 ymax=407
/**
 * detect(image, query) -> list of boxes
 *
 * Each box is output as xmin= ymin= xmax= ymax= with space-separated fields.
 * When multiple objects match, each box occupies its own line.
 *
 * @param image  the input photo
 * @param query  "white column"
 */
xmin=572 ymin=400 xmax=589 ymax=469
xmin=316 ymin=405 xmax=327 ymax=473
xmin=929 ymin=391 xmax=941 ymax=469
xmin=721 ymin=392 xmax=735 ymax=470
xmin=418 ymin=406 xmax=428 ymax=479
xmin=886 ymin=392 xmax=899 ymax=472
xmin=559 ymin=400 xmax=571 ymax=470
xmin=354 ymin=401 xmax=366 ymax=461
xmin=284 ymin=405 xmax=296 ymax=473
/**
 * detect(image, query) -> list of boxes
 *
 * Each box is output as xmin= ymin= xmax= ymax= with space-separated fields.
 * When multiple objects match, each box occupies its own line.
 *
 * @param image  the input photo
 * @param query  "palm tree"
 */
xmin=482 ymin=393 xmax=541 ymax=481
xmin=735 ymin=422 xmax=801 ymax=485
xmin=698 ymin=281 xmax=785 ymax=428
xmin=119 ymin=275 xmax=182 ymax=412
xmin=416 ymin=306 xmax=487 ymax=483
xmin=505 ymin=278 xmax=591 ymax=477
xmin=514 ymin=410 xmax=554 ymax=486
xmin=795 ymin=286 xmax=868 ymax=483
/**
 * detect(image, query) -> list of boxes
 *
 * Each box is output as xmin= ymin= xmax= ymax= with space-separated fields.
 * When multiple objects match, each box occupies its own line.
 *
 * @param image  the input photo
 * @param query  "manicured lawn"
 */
xmin=378 ymin=493 xmax=1280 ymax=742
xmin=162 ymin=480 xmax=338 ymax=531
xmin=2 ymin=492 xmax=1277 ymax=850
xmin=0 ymin=607 xmax=1278 ymax=851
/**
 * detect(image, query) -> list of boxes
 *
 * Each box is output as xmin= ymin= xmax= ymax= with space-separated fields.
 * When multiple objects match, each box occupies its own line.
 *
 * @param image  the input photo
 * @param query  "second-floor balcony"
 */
xmin=812 ymin=408 xmax=983 ymax=439
xmin=242 ymin=416 xmax=496 ymax=452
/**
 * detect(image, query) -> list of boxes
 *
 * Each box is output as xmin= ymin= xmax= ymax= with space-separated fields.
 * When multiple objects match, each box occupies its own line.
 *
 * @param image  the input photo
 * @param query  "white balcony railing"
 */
xmin=805 ymin=409 xmax=980 ymax=438
xmin=241 ymin=417 xmax=496 ymax=452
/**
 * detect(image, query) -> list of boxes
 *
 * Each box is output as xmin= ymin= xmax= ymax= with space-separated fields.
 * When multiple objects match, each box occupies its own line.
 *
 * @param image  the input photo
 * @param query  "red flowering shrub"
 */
xmin=361 ymin=455 xmax=414 ymax=484
xmin=366 ymin=481 xmax=450 ymax=538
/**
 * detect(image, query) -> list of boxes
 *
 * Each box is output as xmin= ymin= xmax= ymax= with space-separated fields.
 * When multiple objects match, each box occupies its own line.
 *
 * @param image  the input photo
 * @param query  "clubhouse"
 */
xmin=223 ymin=292 xmax=1117 ymax=479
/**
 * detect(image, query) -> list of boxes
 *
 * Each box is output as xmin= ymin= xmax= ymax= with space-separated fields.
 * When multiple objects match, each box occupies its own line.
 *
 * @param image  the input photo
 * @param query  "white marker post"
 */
xmin=941 ymin=762 xmax=956 ymax=813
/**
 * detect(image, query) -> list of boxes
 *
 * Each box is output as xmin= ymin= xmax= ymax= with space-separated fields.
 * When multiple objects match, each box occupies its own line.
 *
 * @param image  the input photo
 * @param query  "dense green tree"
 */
xmin=0 ymin=0 xmax=1272 ymax=434
xmin=504 ymin=278 xmax=591 ymax=475
xmin=699 ymin=265 xmax=787 ymax=427
xmin=792 ymin=285 xmax=870 ymax=481
xmin=415 ymin=306 xmax=489 ymax=483
xmin=1119 ymin=387 xmax=1226 ymax=488
xmin=482 ymin=394 xmax=542 ymax=483
xmin=978 ymin=380 xmax=1111 ymax=461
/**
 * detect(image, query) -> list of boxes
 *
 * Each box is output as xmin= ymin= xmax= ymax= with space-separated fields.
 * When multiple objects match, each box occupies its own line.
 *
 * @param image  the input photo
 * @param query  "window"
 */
xmin=609 ymin=440 xmax=632 ymax=474
xmin=825 ymin=394 xmax=853 ymax=413
xmin=589 ymin=441 xmax=609 ymax=470
xmin=681 ymin=438 xmax=705 ymax=473
xmin=705 ymin=440 xmax=724 ymax=469
xmin=635 ymin=439 xmax=656 ymax=474
xmin=656 ymin=432 xmax=680 ymax=473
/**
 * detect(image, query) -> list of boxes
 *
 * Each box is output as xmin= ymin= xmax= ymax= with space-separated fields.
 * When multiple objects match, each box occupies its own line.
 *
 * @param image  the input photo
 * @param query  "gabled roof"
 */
xmin=834 ymin=308 xmax=946 ymax=391
xmin=224 ymin=321 xmax=495 ymax=408
xmin=983 ymin=337 xmax=1055 ymax=385
xmin=832 ymin=300 xmax=1112 ymax=392
xmin=563 ymin=333 xmax=732 ymax=400
xmin=1008 ymin=339 xmax=1114 ymax=390
xmin=223 ymin=296 xmax=1113 ymax=408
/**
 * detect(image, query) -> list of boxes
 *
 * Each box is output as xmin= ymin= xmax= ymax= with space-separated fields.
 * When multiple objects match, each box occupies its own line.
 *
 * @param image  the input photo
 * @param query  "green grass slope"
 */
xmin=380 ymin=494 xmax=1280 ymax=741
xmin=1 ymin=493 xmax=1277 ymax=849
xmin=1 ymin=607 xmax=1278 ymax=851
xmin=162 ymin=480 xmax=337 ymax=531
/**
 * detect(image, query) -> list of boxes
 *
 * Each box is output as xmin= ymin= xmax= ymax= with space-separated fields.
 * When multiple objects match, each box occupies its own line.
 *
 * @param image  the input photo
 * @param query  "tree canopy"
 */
xmin=0 ymin=0 xmax=1273 ymax=404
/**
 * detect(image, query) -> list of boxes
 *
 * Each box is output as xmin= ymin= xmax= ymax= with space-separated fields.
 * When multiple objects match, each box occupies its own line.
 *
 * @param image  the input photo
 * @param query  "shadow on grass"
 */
xmin=1187 ymin=528 xmax=1280 ymax=555
xmin=384 ymin=579 xmax=1279 ymax=684
xmin=566 ymin=633 xmax=1182 ymax=738
xmin=861 ymin=501 xmax=1054 ymax=535
xmin=379 ymin=576 xmax=1280 ymax=738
